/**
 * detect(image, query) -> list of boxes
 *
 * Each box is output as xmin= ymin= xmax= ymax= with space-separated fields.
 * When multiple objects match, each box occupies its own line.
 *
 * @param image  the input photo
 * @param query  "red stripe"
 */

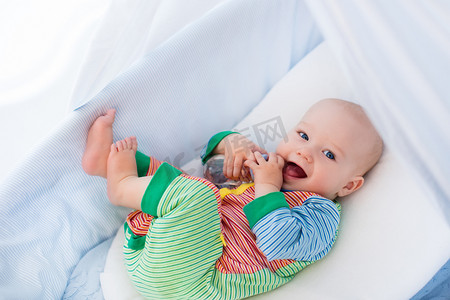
xmin=217 ymin=186 xmax=319 ymax=274
xmin=127 ymin=156 xmax=319 ymax=274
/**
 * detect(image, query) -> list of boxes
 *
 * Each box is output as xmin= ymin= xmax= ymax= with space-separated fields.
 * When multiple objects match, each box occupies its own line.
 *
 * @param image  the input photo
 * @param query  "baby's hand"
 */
xmin=244 ymin=152 xmax=284 ymax=198
xmin=217 ymin=134 xmax=267 ymax=181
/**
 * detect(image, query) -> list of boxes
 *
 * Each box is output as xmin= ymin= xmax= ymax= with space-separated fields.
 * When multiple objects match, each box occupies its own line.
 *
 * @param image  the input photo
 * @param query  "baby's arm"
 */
xmin=244 ymin=151 xmax=284 ymax=198
xmin=244 ymin=196 xmax=340 ymax=262
xmin=244 ymin=152 xmax=339 ymax=261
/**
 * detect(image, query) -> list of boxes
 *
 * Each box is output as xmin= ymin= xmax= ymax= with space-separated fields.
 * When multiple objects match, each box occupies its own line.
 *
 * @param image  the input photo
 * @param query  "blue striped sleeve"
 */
xmin=251 ymin=197 xmax=340 ymax=262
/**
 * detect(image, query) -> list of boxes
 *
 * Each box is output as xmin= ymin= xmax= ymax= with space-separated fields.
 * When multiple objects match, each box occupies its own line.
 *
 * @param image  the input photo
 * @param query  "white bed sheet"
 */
xmin=100 ymin=43 xmax=450 ymax=300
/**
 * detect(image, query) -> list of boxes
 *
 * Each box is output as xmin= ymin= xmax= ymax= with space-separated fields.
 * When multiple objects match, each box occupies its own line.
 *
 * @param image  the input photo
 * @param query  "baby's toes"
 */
xmin=116 ymin=140 xmax=125 ymax=151
xmin=130 ymin=136 xmax=138 ymax=151
xmin=124 ymin=137 xmax=133 ymax=149
xmin=110 ymin=143 xmax=117 ymax=154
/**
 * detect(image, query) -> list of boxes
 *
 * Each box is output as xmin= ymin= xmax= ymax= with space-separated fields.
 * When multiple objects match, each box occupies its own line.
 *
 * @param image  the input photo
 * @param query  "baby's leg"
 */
xmin=82 ymin=109 xmax=116 ymax=178
xmin=107 ymin=137 xmax=150 ymax=210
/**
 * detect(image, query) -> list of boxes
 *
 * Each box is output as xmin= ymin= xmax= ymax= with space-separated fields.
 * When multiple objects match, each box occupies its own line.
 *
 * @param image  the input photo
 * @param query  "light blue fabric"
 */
xmin=63 ymin=237 xmax=113 ymax=300
xmin=252 ymin=197 xmax=339 ymax=262
xmin=0 ymin=0 xmax=322 ymax=298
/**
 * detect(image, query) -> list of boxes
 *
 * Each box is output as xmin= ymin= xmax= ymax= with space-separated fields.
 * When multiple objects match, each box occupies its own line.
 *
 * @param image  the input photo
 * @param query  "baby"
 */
xmin=82 ymin=98 xmax=382 ymax=299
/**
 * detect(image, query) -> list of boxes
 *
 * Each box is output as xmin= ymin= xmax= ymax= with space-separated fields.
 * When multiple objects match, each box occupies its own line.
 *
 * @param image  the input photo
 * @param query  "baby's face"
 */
xmin=276 ymin=100 xmax=371 ymax=199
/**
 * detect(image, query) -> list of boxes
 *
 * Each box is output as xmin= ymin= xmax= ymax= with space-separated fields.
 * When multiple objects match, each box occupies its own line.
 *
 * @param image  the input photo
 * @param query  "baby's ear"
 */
xmin=337 ymin=176 xmax=364 ymax=197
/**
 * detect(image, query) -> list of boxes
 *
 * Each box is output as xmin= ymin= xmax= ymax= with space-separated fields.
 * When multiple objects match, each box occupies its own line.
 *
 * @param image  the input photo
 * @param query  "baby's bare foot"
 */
xmin=82 ymin=109 xmax=116 ymax=177
xmin=106 ymin=137 xmax=138 ymax=206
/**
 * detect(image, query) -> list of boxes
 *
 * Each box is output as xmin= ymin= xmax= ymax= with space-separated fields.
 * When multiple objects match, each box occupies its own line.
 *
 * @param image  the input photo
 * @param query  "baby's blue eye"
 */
xmin=323 ymin=150 xmax=335 ymax=160
xmin=299 ymin=132 xmax=309 ymax=141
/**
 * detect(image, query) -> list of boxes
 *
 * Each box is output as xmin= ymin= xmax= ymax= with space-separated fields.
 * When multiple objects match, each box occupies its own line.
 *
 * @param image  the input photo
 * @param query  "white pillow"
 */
xmin=101 ymin=226 xmax=142 ymax=300
xmin=101 ymin=42 xmax=450 ymax=299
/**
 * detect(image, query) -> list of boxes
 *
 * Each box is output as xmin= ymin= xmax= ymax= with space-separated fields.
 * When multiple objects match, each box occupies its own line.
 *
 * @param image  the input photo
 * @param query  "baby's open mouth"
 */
xmin=283 ymin=162 xmax=307 ymax=178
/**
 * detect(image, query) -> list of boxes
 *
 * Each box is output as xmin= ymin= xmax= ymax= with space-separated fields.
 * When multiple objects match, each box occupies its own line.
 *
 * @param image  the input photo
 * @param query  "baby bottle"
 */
xmin=203 ymin=155 xmax=242 ymax=189
xmin=203 ymin=154 xmax=268 ymax=188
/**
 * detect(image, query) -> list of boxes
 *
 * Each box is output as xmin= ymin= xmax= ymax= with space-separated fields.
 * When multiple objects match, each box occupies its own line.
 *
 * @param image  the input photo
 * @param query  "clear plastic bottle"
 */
xmin=203 ymin=155 xmax=242 ymax=189
xmin=203 ymin=154 xmax=268 ymax=188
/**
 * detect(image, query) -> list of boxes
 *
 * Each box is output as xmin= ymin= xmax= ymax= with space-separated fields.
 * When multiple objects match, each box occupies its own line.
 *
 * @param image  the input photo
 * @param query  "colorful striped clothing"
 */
xmin=123 ymin=152 xmax=340 ymax=299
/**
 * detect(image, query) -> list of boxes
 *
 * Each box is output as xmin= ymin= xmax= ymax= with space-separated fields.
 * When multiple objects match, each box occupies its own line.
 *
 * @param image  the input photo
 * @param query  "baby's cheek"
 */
xmin=310 ymin=173 xmax=334 ymax=194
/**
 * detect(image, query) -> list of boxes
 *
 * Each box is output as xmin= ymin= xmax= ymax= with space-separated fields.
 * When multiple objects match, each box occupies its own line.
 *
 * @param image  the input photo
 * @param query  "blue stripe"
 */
xmin=253 ymin=196 xmax=340 ymax=261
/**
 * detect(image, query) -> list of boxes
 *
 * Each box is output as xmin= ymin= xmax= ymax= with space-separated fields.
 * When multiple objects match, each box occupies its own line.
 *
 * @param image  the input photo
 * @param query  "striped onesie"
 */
xmin=123 ymin=133 xmax=340 ymax=299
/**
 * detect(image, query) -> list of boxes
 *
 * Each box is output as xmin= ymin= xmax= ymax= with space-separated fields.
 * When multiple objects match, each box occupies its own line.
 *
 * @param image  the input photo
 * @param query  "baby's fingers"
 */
xmin=232 ymin=155 xmax=245 ymax=179
xmin=223 ymin=153 xmax=234 ymax=179
xmin=244 ymin=159 xmax=257 ymax=169
xmin=267 ymin=152 xmax=279 ymax=162
xmin=277 ymin=154 xmax=285 ymax=168
xmin=254 ymin=151 xmax=268 ymax=163
xmin=249 ymin=142 xmax=268 ymax=155
xmin=239 ymin=167 xmax=252 ymax=182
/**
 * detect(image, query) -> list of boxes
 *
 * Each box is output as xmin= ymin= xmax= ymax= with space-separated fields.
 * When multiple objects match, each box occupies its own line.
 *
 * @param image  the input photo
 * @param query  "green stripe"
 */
xmin=141 ymin=162 xmax=182 ymax=215
xmin=123 ymin=223 xmax=147 ymax=250
xmin=135 ymin=151 xmax=150 ymax=177
xmin=125 ymin=175 xmax=223 ymax=299
xmin=201 ymin=131 xmax=238 ymax=164
xmin=124 ymin=175 xmax=307 ymax=299
xmin=243 ymin=191 xmax=289 ymax=228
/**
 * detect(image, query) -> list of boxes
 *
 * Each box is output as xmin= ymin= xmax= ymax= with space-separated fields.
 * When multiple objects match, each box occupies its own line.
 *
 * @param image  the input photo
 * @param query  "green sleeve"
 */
xmin=141 ymin=162 xmax=182 ymax=215
xmin=243 ymin=192 xmax=289 ymax=229
xmin=200 ymin=131 xmax=239 ymax=164
xmin=135 ymin=151 xmax=150 ymax=177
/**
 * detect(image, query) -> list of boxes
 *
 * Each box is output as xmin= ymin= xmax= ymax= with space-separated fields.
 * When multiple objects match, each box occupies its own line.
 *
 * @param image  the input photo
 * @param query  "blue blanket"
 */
xmin=411 ymin=259 xmax=450 ymax=300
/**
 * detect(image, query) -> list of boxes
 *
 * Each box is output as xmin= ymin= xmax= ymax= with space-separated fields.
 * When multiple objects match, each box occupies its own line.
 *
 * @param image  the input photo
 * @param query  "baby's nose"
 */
xmin=296 ymin=149 xmax=313 ymax=163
